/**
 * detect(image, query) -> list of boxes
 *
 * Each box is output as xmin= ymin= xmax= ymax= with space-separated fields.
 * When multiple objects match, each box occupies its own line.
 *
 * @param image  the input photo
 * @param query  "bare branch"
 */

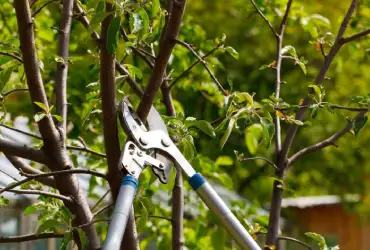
xmin=257 ymin=232 xmax=313 ymax=250
xmin=239 ymin=156 xmax=279 ymax=171
xmin=56 ymin=0 xmax=74 ymax=132
xmin=135 ymin=215 xmax=173 ymax=223
xmin=136 ymin=0 xmax=187 ymax=120
xmin=175 ymin=40 xmax=228 ymax=96
xmin=248 ymin=0 xmax=278 ymax=37
xmin=287 ymin=111 xmax=367 ymax=166
xmin=0 ymin=124 xmax=41 ymax=140
xmin=2 ymin=88 xmax=29 ymax=98
xmin=0 ymin=137 xmax=48 ymax=164
xmin=91 ymin=190 xmax=110 ymax=212
xmin=66 ymin=145 xmax=106 ymax=158
xmin=2 ymin=189 xmax=73 ymax=203
xmin=93 ymin=203 xmax=113 ymax=217
xmin=341 ymin=28 xmax=370 ymax=44
xmin=5 ymin=155 xmax=56 ymax=188
xmin=0 ymin=52 xmax=23 ymax=63
xmin=170 ymin=45 xmax=220 ymax=89
xmin=278 ymin=0 xmax=293 ymax=36
xmin=0 ymin=168 xmax=108 ymax=195
xmin=32 ymin=0 xmax=59 ymax=17
xmin=0 ymin=232 xmax=64 ymax=243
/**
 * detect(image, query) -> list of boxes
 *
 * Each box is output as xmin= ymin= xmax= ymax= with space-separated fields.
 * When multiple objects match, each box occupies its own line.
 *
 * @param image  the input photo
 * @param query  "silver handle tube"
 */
xmin=103 ymin=176 xmax=138 ymax=250
xmin=189 ymin=173 xmax=261 ymax=250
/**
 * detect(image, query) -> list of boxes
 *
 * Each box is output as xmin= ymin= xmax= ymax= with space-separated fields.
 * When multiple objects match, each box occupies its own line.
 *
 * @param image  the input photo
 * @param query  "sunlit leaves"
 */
xmin=281 ymin=45 xmax=307 ymax=75
xmin=300 ymin=14 xmax=331 ymax=38
xmin=225 ymin=46 xmax=239 ymax=59
xmin=305 ymin=232 xmax=338 ymax=250
xmin=0 ymin=196 xmax=9 ymax=208
xmin=106 ymin=16 xmax=121 ymax=55
xmin=0 ymin=66 xmax=13 ymax=91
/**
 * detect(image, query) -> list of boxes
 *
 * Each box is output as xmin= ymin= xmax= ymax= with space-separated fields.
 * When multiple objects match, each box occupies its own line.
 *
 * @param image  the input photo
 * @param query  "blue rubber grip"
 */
xmin=189 ymin=173 xmax=206 ymax=191
xmin=121 ymin=175 xmax=139 ymax=190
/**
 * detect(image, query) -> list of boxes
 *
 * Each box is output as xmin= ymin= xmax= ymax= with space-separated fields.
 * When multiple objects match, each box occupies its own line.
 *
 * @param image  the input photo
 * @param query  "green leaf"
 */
xmin=309 ymin=84 xmax=322 ymax=102
xmin=89 ymin=11 xmax=112 ymax=33
xmin=311 ymin=107 xmax=319 ymax=119
xmin=245 ymin=124 xmax=262 ymax=155
xmin=211 ymin=227 xmax=226 ymax=250
xmin=0 ymin=66 xmax=13 ymax=91
xmin=106 ymin=16 xmax=121 ymax=55
xmin=225 ymin=46 xmax=239 ymax=59
xmin=220 ymin=118 xmax=235 ymax=149
xmin=260 ymin=117 xmax=275 ymax=147
xmin=60 ymin=232 xmax=73 ymax=250
xmin=125 ymin=64 xmax=143 ymax=79
xmin=37 ymin=219 xmax=59 ymax=235
xmin=213 ymin=172 xmax=233 ymax=189
xmin=305 ymin=232 xmax=326 ymax=250
xmin=297 ymin=60 xmax=307 ymax=75
xmin=215 ymin=156 xmax=234 ymax=166
xmin=141 ymin=197 xmax=154 ymax=213
xmin=151 ymin=0 xmax=160 ymax=17
xmin=53 ymin=115 xmax=63 ymax=122
xmin=354 ymin=116 xmax=368 ymax=136
xmin=76 ymin=228 xmax=88 ymax=250
xmin=137 ymin=205 xmax=148 ymax=230
xmin=34 ymin=112 xmax=46 ymax=122
xmin=188 ymin=120 xmax=215 ymax=138
xmin=0 ymin=196 xmax=9 ymax=208
xmin=281 ymin=45 xmax=297 ymax=58
xmin=54 ymin=56 xmax=64 ymax=63
xmin=227 ymin=77 xmax=233 ymax=92
xmin=24 ymin=205 xmax=38 ymax=215
xmin=235 ymin=92 xmax=254 ymax=105
xmin=137 ymin=8 xmax=150 ymax=35
xmin=34 ymin=101 xmax=47 ymax=112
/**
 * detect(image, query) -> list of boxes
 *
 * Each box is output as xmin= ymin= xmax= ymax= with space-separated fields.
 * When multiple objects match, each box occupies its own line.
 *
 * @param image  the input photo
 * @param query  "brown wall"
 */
xmin=289 ymin=205 xmax=370 ymax=250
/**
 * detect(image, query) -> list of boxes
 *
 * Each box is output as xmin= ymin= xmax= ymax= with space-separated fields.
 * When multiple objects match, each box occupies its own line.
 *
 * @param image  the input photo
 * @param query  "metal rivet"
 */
xmin=129 ymin=150 xmax=134 ymax=155
xmin=140 ymin=137 xmax=148 ymax=145
xmin=137 ymin=151 xmax=143 ymax=157
xmin=159 ymin=164 xmax=164 ymax=169
xmin=131 ymin=171 xmax=135 ymax=174
xmin=161 ymin=138 xmax=171 ymax=147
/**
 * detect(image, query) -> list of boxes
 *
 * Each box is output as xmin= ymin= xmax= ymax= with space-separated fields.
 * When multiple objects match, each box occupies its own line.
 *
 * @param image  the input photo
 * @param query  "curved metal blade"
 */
xmin=147 ymin=106 xmax=172 ymax=183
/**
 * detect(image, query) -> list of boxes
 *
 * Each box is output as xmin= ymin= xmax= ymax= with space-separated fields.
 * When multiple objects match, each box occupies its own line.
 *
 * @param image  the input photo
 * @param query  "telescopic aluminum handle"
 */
xmin=189 ymin=173 xmax=261 ymax=250
xmin=103 ymin=176 xmax=138 ymax=250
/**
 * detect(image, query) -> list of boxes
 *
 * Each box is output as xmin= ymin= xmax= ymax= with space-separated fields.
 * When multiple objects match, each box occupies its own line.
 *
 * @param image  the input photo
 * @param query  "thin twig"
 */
xmin=341 ymin=28 xmax=370 ymax=44
xmin=239 ymin=156 xmax=279 ymax=171
xmin=75 ymin=219 xmax=110 ymax=228
xmin=66 ymin=145 xmax=106 ymax=158
xmin=0 ymin=168 xmax=108 ymax=195
xmin=32 ymin=0 xmax=59 ymax=17
xmin=175 ymin=40 xmax=227 ymax=95
xmin=91 ymin=190 xmax=110 ymax=212
xmin=93 ymin=203 xmax=112 ymax=217
xmin=257 ymin=232 xmax=314 ymax=250
xmin=2 ymin=88 xmax=29 ymax=98
xmin=0 ymin=232 xmax=64 ymax=243
xmin=0 ymin=52 xmax=23 ymax=63
xmin=287 ymin=111 xmax=367 ymax=166
xmin=0 ymin=124 xmax=41 ymax=140
xmin=2 ymin=189 xmax=73 ymax=203
xmin=170 ymin=45 xmax=220 ymax=89
xmin=135 ymin=215 xmax=173 ymax=223
xmin=248 ymin=0 xmax=278 ymax=37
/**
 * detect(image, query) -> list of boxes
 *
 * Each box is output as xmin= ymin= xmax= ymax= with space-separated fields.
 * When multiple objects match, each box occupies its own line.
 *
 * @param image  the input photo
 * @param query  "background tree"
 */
xmin=0 ymin=0 xmax=370 ymax=249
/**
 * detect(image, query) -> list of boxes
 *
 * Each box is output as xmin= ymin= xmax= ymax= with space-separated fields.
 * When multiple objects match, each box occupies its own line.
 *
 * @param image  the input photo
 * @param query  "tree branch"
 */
xmin=135 ymin=215 xmax=172 ymax=223
xmin=0 ymin=52 xmax=23 ymax=63
xmin=93 ymin=203 xmax=112 ymax=217
xmin=32 ymin=0 xmax=59 ymax=17
xmin=279 ymin=0 xmax=359 ymax=172
xmin=265 ymin=1 xmax=293 ymax=248
xmin=0 ymin=124 xmax=41 ymax=140
xmin=136 ymin=0 xmax=187 ymax=120
xmin=66 ymin=145 xmax=106 ymax=158
xmin=257 ymin=232 xmax=314 ymax=250
xmin=0 ymin=137 xmax=49 ymax=164
xmin=0 ymin=232 xmax=64 ymax=243
xmin=5 ymin=155 xmax=56 ymax=188
xmin=169 ymin=45 xmax=220 ymax=89
xmin=175 ymin=40 xmax=228 ymax=95
xmin=341 ymin=28 xmax=370 ymax=44
xmin=239 ymin=156 xmax=279 ymax=171
xmin=2 ymin=88 xmax=29 ymax=98
xmin=248 ymin=0 xmax=278 ymax=37
xmin=287 ymin=111 xmax=367 ymax=166
xmin=0 ymin=168 xmax=108 ymax=196
xmin=56 ymin=0 xmax=74 ymax=132
xmin=2 ymin=189 xmax=73 ymax=203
